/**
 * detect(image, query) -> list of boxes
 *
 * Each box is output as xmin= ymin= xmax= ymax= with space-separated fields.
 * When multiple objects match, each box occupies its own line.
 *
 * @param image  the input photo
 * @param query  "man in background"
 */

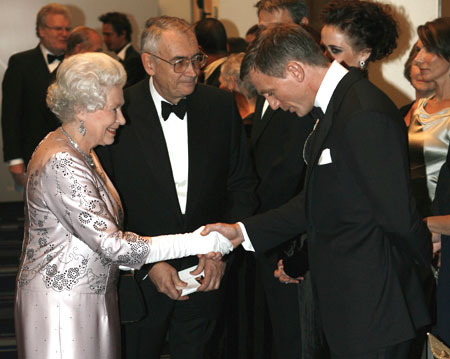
xmin=99 ymin=11 xmax=146 ymax=87
xmin=195 ymin=17 xmax=229 ymax=87
xmin=1 ymin=3 xmax=71 ymax=187
xmin=66 ymin=26 xmax=103 ymax=57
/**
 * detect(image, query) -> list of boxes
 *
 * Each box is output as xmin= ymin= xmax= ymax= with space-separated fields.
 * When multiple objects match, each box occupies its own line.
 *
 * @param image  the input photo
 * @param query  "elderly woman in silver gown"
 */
xmin=14 ymin=52 xmax=233 ymax=359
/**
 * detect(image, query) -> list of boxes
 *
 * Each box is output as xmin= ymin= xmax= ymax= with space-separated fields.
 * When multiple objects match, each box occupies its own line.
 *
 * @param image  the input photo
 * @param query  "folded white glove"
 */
xmin=145 ymin=226 xmax=233 ymax=264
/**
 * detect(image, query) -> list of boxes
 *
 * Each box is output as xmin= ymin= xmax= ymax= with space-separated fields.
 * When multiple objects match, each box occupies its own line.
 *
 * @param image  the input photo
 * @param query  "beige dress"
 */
xmin=409 ymin=95 xmax=450 ymax=215
xmin=15 ymin=130 xmax=151 ymax=359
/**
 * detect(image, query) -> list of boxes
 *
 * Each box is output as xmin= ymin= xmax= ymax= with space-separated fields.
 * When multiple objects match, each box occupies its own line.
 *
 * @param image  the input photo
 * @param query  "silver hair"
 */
xmin=36 ymin=3 xmax=71 ymax=38
xmin=140 ymin=15 xmax=194 ymax=54
xmin=221 ymin=53 xmax=257 ymax=99
xmin=47 ymin=52 xmax=126 ymax=122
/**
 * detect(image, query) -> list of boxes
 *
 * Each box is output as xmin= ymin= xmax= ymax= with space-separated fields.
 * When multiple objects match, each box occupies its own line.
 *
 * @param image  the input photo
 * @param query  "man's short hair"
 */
xmin=194 ymin=18 xmax=228 ymax=55
xmin=255 ymin=0 xmax=309 ymax=24
xmin=36 ymin=3 xmax=71 ymax=38
xmin=241 ymin=23 xmax=328 ymax=80
xmin=98 ymin=12 xmax=132 ymax=42
xmin=66 ymin=26 xmax=100 ymax=56
xmin=141 ymin=16 xmax=193 ymax=54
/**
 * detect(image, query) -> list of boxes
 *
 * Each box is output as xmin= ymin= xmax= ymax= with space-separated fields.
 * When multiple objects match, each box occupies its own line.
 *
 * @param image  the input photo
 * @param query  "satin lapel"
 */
xmin=305 ymin=69 xmax=364 ymax=187
xmin=129 ymin=81 xmax=184 ymax=220
xmin=251 ymin=96 xmax=275 ymax=147
xmin=304 ymin=107 xmax=333 ymax=186
xmin=184 ymin=88 xmax=211 ymax=216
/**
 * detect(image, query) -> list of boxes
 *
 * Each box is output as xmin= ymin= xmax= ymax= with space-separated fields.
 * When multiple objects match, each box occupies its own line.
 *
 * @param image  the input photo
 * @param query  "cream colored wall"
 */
xmin=0 ymin=0 xmax=442 ymax=201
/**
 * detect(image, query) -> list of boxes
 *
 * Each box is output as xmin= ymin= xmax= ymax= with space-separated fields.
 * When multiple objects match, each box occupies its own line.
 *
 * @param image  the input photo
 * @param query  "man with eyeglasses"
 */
xmin=1 ymin=3 xmax=71 ymax=189
xmin=96 ymin=16 xmax=257 ymax=359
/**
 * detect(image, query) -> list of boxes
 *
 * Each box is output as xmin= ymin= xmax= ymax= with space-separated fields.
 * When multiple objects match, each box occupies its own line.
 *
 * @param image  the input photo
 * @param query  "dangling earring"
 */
xmin=359 ymin=60 xmax=366 ymax=69
xmin=78 ymin=120 xmax=86 ymax=136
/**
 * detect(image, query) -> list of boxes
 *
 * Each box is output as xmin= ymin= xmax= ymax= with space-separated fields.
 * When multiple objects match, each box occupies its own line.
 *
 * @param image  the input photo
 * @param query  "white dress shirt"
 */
xmin=116 ymin=43 xmax=132 ymax=61
xmin=149 ymin=77 xmax=189 ymax=214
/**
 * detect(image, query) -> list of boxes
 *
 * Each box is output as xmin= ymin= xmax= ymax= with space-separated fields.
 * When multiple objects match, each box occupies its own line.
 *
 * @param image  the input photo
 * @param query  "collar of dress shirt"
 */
xmin=40 ymin=43 xmax=62 ymax=72
xmin=116 ymin=42 xmax=132 ymax=61
xmin=314 ymin=60 xmax=348 ymax=115
xmin=149 ymin=76 xmax=187 ymax=121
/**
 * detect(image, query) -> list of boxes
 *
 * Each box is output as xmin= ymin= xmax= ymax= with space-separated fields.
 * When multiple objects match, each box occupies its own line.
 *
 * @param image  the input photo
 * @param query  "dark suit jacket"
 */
xmin=244 ymin=69 xmax=432 ymax=355
xmin=97 ymin=80 xmax=257 ymax=318
xmin=251 ymin=95 xmax=315 ymax=217
xmin=1 ymin=45 xmax=59 ymax=164
xmin=121 ymin=45 xmax=146 ymax=88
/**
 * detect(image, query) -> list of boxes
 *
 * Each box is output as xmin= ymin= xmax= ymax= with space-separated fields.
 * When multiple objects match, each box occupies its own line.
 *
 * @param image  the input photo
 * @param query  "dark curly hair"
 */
xmin=418 ymin=17 xmax=450 ymax=62
xmin=99 ymin=12 xmax=132 ymax=42
xmin=321 ymin=0 xmax=398 ymax=63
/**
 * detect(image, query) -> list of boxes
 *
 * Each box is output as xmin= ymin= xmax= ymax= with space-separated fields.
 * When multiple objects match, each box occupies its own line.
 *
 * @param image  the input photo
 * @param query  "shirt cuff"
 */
xmin=119 ymin=265 xmax=133 ymax=271
xmin=237 ymin=222 xmax=255 ymax=252
xmin=9 ymin=158 xmax=24 ymax=166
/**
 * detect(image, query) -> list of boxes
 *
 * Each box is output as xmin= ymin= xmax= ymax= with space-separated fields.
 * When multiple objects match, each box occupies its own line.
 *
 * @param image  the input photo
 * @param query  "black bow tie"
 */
xmin=310 ymin=106 xmax=324 ymax=120
xmin=47 ymin=53 xmax=64 ymax=64
xmin=161 ymin=99 xmax=187 ymax=121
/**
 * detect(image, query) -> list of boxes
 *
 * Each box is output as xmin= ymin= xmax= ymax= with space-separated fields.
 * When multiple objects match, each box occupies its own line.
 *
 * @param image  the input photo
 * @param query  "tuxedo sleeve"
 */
xmin=225 ymin=97 xmax=258 ymax=222
xmin=1 ymin=54 xmax=25 ymax=161
xmin=342 ymin=111 xmax=431 ymax=267
xmin=242 ymin=190 xmax=307 ymax=253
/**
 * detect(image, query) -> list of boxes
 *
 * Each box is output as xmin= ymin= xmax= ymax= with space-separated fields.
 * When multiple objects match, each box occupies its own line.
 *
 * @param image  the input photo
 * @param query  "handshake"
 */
xmin=146 ymin=223 xmax=244 ymax=264
xmin=195 ymin=223 xmax=245 ymax=260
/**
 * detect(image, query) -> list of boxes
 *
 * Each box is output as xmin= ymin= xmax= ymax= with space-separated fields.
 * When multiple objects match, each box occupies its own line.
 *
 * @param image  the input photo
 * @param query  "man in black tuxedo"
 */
xmin=205 ymin=23 xmax=432 ymax=359
xmin=65 ymin=26 xmax=103 ymax=57
xmin=97 ymin=16 xmax=257 ymax=359
xmin=248 ymin=1 xmax=315 ymax=358
xmin=99 ymin=12 xmax=146 ymax=88
xmin=1 ymin=3 xmax=71 ymax=187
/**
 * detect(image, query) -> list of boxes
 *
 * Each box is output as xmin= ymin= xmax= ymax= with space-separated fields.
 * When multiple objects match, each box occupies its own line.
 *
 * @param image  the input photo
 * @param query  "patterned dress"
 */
xmin=15 ymin=130 xmax=151 ymax=359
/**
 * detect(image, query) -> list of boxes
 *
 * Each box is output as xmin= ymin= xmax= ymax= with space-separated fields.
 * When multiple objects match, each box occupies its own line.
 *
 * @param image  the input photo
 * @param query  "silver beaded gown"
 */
xmin=15 ymin=129 xmax=151 ymax=359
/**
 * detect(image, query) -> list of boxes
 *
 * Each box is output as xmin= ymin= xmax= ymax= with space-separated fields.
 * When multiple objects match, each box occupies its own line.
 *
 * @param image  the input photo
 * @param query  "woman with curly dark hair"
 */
xmin=320 ymin=0 xmax=398 ymax=74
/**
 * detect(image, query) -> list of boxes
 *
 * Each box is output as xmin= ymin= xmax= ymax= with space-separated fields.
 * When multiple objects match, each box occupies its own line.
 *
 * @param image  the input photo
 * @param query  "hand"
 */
xmin=148 ymin=262 xmax=189 ymax=301
xmin=191 ymin=256 xmax=226 ymax=292
xmin=274 ymin=259 xmax=303 ymax=284
xmin=202 ymin=223 xmax=244 ymax=248
xmin=9 ymin=163 xmax=25 ymax=187
xmin=198 ymin=252 xmax=222 ymax=261
xmin=432 ymin=232 xmax=441 ymax=254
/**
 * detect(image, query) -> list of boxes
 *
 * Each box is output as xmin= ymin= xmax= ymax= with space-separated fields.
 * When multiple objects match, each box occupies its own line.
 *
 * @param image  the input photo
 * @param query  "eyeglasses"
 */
xmin=146 ymin=52 xmax=208 ymax=73
xmin=45 ymin=25 xmax=72 ymax=33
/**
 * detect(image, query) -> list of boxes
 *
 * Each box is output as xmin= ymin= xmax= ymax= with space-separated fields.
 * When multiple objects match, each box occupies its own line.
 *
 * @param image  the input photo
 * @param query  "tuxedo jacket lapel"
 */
xmin=305 ymin=69 xmax=364 ymax=186
xmin=129 ymin=81 xmax=184 ymax=221
xmin=251 ymin=96 xmax=275 ymax=146
xmin=184 ymin=90 xmax=212 ymax=216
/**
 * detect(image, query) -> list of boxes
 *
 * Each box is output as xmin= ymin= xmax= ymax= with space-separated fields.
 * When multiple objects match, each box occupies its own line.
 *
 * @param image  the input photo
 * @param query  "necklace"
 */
xmin=60 ymin=126 xmax=95 ymax=168
xmin=302 ymin=119 xmax=320 ymax=165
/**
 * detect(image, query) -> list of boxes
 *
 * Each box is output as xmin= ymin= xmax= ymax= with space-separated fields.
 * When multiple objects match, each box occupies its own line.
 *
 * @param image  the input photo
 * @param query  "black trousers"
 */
xmin=122 ymin=282 xmax=216 ymax=359
xmin=331 ymin=339 xmax=412 ymax=359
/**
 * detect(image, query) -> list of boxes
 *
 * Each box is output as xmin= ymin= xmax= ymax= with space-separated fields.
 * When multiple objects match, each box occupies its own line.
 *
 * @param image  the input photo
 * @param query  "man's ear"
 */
xmin=141 ymin=53 xmax=155 ymax=76
xmin=286 ymin=61 xmax=305 ymax=82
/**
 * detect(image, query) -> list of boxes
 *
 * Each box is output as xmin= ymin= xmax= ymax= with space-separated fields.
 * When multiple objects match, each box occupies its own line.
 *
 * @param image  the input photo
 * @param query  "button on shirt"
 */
xmin=149 ymin=76 xmax=189 ymax=214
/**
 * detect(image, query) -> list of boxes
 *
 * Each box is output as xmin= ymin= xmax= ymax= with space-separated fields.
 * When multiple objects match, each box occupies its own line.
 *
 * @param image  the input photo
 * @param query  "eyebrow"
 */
xmin=170 ymin=52 xmax=203 ymax=62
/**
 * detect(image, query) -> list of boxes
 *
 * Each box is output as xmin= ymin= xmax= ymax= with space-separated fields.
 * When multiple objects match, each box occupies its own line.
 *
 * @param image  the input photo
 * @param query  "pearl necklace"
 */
xmin=60 ymin=126 xmax=95 ymax=168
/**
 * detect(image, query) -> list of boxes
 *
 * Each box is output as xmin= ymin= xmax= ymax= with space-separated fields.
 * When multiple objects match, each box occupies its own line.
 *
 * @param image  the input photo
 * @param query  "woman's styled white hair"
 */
xmin=47 ymin=52 xmax=126 ymax=122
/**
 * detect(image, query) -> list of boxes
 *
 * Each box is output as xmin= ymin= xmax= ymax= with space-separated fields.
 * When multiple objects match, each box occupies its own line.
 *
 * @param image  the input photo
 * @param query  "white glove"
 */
xmin=145 ymin=226 xmax=233 ymax=264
